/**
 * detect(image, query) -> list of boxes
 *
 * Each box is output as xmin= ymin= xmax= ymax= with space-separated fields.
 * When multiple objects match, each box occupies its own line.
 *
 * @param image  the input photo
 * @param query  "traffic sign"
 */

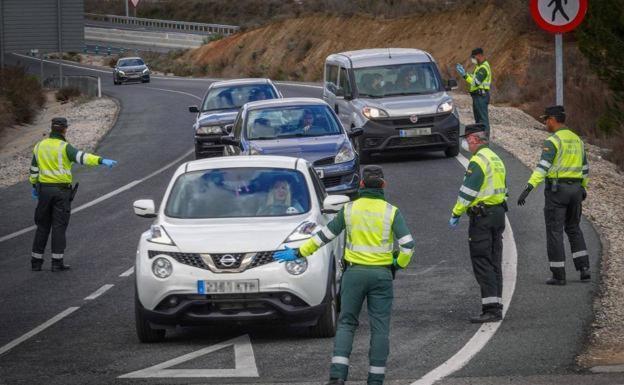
xmin=130 ymin=0 xmax=140 ymax=7
xmin=530 ymin=0 xmax=588 ymax=33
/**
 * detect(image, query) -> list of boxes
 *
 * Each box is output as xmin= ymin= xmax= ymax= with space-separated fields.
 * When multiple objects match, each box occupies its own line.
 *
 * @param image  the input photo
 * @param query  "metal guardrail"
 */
xmin=44 ymin=76 xmax=102 ymax=98
xmin=84 ymin=13 xmax=239 ymax=36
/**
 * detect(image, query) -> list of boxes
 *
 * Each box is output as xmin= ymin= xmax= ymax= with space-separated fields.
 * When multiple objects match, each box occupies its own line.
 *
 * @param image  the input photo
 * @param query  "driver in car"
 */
xmin=252 ymin=117 xmax=274 ymax=138
xmin=257 ymin=179 xmax=303 ymax=215
xmin=301 ymin=110 xmax=315 ymax=133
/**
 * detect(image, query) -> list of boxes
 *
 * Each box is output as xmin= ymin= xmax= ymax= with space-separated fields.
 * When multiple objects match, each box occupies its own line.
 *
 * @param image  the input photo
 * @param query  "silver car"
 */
xmin=113 ymin=57 xmax=150 ymax=85
xmin=323 ymin=48 xmax=460 ymax=162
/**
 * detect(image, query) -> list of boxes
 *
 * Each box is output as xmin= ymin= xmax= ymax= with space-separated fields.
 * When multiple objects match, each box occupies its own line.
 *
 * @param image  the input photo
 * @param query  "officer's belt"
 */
xmin=470 ymin=90 xmax=489 ymax=96
xmin=40 ymin=182 xmax=72 ymax=189
xmin=546 ymin=178 xmax=582 ymax=185
xmin=346 ymin=261 xmax=392 ymax=270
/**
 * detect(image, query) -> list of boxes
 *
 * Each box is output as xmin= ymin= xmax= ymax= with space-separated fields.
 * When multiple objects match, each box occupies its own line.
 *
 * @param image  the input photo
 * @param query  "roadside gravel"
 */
xmin=0 ymin=92 xmax=119 ymax=188
xmin=452 ymin=92 xmax=624 ymax=367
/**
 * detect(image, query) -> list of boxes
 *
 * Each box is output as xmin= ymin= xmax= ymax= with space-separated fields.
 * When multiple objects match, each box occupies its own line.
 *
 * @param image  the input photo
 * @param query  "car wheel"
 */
xmin=355 ymin=136 xmax=371 ymax=164
xmin=142 ymin=77 xmax=150 ymax=83
xmin=444 ymin=142 xmax=460 ymax=157
xmin=135 ymin=292 xmax=166 ymax=343
xmin=308 ymin=275 xmax=338 ymax=338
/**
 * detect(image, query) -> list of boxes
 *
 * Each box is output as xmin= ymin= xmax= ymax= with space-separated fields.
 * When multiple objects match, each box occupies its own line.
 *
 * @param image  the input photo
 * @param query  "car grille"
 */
xmin=323 ymin=175 xmax=343 ymax=188
xmin=313 ymin=157 xmax=335 ymax=166
xmin=148 ymin=250 xmax=275 ymax=271
xmin=386 ymin=135 xmax=441 ymax=147
xmin=375 ymin=113 xmax=451 ymax=128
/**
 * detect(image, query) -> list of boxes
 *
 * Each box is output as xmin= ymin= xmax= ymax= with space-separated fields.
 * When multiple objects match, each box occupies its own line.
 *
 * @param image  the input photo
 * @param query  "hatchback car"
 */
xmin=113 ymin=57 xmax=150 ymax=84
xmin=133 ymin=155 xmax=349 ymax=342
xmin=222 ymin=98 xmax=362 ymax=195
xmin=323 ymin=48 xmax=460 ymax=162
xmin=189 ymin=79 xmax=282 ymax=159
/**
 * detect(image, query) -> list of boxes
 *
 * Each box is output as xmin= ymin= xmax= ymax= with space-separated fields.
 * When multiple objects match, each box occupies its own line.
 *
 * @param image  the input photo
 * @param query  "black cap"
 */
xmin=461 ymin=123 xmax=487 ymax=137
xmin=51 ymin=117 xmax=68 ymax=129
xmin=471 ymin=48 xmax=484 ymax=56
xmin=540 ymin=105 xmax=565 ymax=120
xmin=361 ymin=165 xmax=384 ymax=188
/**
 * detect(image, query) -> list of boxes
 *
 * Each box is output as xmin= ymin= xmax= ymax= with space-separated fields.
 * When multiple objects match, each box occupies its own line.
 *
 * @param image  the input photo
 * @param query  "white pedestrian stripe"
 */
xmin=119 ymin=266 xmax=135 ymax=277
xmin=119 ymin=334 xmax=259 ymax=378
xmin=0 ymin=307 xmax=79 ymax=356
xmin=84 ymin=284 xmax=114 ymax=300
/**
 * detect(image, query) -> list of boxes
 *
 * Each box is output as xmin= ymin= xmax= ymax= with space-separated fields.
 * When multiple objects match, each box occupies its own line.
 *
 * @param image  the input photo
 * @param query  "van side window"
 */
xmin=325 ymin=64 xmax=339 ymax=94
xmin=233 ymin=111 xmax=243 ymax=137
xmin=339 ymin=67 xmax=352 ymax=98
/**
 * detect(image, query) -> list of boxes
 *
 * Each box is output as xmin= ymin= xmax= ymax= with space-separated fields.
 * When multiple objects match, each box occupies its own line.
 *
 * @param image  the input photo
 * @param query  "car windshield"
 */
xmin=165 ymin=167 xmax=311 ymax=218
xmin=118 ymin=58 xmax=145 ymax=67
xmin=201 ymin=85 xmax=279 ymax=111
xmin=354 ymin=63 xmax=440 ymax=97
xmin=246 ymin=105 xmax=342 ymax=140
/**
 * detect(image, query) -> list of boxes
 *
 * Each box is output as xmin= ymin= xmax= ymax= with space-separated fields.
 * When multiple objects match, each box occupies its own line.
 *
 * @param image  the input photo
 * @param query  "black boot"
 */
xmin=580 ymin=267 xmax=591 ymax=281
xmin=51 ymin=259 xmax=71 ymax=272
xmin=325 ymin=379 xmax=345 ymax=385
xmin=470 ymin=310 xmax=502 ymax=324
xmin=31 ymin=258 xmax=43 ymax=271
xmin=546 ymin=277 xmax=566 ymax=285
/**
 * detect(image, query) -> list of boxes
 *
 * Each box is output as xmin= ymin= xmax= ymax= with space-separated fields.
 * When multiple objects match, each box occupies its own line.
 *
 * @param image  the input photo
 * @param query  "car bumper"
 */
xmin=116 ymin=74 xmax=150 ymax=82
xmin=314 ymin=159 xmax=359 ymax=195
xmin=195 ymin=135 xmax=225 ymax=158
xmin=360 ymin=112 xmax=459 ymax=153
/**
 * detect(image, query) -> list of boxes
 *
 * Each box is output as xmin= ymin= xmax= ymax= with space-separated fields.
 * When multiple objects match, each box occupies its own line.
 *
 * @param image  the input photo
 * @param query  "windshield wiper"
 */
xmin=249 ymin=136 xmax=277 ymax=140
xmin=386 ymin=92 xmax=431 ymax=96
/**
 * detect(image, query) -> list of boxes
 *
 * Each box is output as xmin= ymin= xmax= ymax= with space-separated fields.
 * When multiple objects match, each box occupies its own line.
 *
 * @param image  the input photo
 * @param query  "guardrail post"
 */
xmin=95 ymin=45 xmax=99 ymax=55
xmin=97 ymin=76 xmax=102 ymax=98
xmin=107 ymin=46 xmax=111 ymax=56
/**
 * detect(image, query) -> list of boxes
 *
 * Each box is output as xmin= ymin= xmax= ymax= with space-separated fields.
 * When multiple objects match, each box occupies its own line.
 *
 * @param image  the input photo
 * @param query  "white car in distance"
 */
xmin=132 ymin=155 xmax=347 ymax=342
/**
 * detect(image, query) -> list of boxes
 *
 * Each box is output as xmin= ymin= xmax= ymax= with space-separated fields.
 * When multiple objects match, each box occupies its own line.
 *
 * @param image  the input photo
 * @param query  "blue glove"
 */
xmin=101 ymin=158 xmax=118 ymax=168
xmin=449 ymin=216 xmax=460 ymax=228
xmin=455 ymin=63 xmax=466 ymax=77
xmin=31 ymin=187 xmax=38 ymax=200
xmin=273 ymin=246 xmax=299 ymax=263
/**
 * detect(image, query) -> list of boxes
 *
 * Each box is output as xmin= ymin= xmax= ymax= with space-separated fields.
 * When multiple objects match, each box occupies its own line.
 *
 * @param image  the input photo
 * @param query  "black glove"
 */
xmin=582 ymin=188 xmax=587 ymax=201
xmin=517 ymin=184 xmax=533 ymax=206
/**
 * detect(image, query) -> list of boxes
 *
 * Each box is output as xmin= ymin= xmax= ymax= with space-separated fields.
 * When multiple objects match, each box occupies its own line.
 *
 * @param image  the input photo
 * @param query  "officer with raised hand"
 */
xmin=456 ymin=48 xmax=493 ymax=135
xmin=29 ymin=117 xmax=117 ymax=272
xmin=517 ymin=105 xmax=591 ymax=285
xmin=449 ymin=123 xmax=507 ymax=323
xmin=273 ymin=165 xmax=415 ymax=385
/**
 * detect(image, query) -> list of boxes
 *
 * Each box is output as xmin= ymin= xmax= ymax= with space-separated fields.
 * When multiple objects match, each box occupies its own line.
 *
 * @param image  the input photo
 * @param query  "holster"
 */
xmin=70 ymin=182 xmax=79 ymax=202
xmin=468 ymin=203 xmax=488 ymax=217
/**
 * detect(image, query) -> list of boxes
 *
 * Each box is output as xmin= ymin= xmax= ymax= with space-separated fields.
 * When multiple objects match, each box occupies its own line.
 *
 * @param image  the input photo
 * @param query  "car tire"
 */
xmin=445 ymin=142 xmax=460 ymax=157
xmin=308 ymin=275 xmax=338 ymax=338
xmin=354 ymin=137 xmax=371 ymax=164
xmin=113 ymin=79 xmax=120 ymax=85
xmin=135 ymin=292 xmax=166 ymax=343
xmin=142 ymin=78 xmax=150 ymax=83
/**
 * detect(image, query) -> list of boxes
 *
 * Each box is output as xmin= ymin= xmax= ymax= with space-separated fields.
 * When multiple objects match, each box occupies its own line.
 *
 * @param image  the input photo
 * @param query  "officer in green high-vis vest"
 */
xmin=456 ymin=48 xmax=492 ymax=135
xmin=29 ymin=117 xmax=118 ymax=272
xmin=449 ymin=123 xmax=507 ymax=323
xmin=517 ymin=105 xmax=591 ymax=285
xmin=273 ymin=165 xmax=415 ymax=385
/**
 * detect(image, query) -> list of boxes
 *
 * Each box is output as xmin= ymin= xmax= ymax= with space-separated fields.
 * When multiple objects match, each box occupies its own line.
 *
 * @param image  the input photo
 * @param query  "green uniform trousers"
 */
xmin=471 ymin=92 xmax=490 ymax=134
xmin=330 ymin=265 xmax=393 ymax=385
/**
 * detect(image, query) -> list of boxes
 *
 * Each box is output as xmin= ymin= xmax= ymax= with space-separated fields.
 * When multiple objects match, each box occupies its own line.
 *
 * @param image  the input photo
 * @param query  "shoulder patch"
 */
xmin=543 ymin=147 xmax=550 ymax=152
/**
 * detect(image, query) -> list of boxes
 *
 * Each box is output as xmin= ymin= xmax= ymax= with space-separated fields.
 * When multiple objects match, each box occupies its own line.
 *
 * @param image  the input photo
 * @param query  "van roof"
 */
xmin=328 ymin=48 xmax=433 ymax=68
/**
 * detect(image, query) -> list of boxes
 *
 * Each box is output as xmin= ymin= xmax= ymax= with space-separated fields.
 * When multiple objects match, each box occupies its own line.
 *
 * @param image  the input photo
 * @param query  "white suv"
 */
xmin=132 ymin=156 xmax=348 ymax=342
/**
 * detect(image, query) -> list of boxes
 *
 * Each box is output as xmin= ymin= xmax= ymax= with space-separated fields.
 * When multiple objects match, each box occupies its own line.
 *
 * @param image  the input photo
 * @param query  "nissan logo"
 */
xmin=409 ymin=114 xmax=419 ymax=124
xmin=219 ymin=254 xmax=237 ymax=267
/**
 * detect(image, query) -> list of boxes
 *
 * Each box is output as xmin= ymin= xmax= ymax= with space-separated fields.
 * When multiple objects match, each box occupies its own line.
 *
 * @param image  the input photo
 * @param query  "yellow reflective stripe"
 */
xmin=320 ymin=227 xmax=336 ymax=240
xmin=346 ymin=242 xmax=394 ymax=253
xmin=397 ymin=234 xmax=413 ymax=245
xmin=40 ymin=169 xmax=71 ymax=175
xmin=399 ymin=246 xmax=412 ymax=255
xmin=460 ymin=185 xmax=479 ymax=197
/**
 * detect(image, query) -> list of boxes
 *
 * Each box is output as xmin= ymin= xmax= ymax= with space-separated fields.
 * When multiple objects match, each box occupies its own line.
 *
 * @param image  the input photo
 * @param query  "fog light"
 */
xmin=168 ymin=296 xmax=179 ymax=307
xmin=281 ymin=294 xmax=293 ymax=304
xmin=285 ymin=258 xmax=308 ymax=275
xmin=152 ymin=257 xmax=173 ymax=278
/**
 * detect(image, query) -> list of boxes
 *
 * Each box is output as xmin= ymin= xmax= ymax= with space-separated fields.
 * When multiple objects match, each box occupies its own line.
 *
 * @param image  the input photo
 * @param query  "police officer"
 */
xmin=273 ymin=165 xmax=415 ymax=385
xmin=517 ymin=105 xmax=590 ymax=285
xmin=449 ymin=123 xmax=507 ymax=323
xmin=456 ymin=48 xmax=493 ymax=135
xmin=29 ymin=117 xmax=118 ymax=272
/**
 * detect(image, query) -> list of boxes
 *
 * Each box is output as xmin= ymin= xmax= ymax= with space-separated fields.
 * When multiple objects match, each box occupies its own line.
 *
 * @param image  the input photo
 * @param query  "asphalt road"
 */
xmin=0 ymin=55 xmax=615 ymax=385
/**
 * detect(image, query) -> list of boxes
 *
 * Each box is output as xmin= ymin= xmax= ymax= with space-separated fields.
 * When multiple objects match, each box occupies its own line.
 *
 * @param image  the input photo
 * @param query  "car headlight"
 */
xmin=152 ymin=257 xmax=173 ymax=278
xmin=147 ymin=225 xmax=175 ymax=245
xmin=335 ymin=142 xmax=356 ymax=163
xmin=437 ymin=100 xmax=453 ymax=113
xmin=142 ymin=68 xmax=149 ymax=74
xmin=362 ymin=106 xmax=389 ymax=119
xmin=285 ymin=258 xmax=308 ymax=275
xmin=284 ymin=221 xmax=318 ymax=243
xmin=118 ymin=70 xmax=125 ymax=76
xmin=196 ymin=125 xmax=223 ymax=135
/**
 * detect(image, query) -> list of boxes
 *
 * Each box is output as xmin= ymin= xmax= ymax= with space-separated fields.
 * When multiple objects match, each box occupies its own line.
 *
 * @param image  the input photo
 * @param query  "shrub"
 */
xmin=55 ymin=87 xmax=81 ymax=103
xmin=0 ymin=66 xmax=45 ymax=126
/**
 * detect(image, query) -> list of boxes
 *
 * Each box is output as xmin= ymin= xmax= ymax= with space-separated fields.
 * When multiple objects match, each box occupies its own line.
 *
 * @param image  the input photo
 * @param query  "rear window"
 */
xmin=165 ymin=167 xmax=311 ymax=218
xmin=202 ymin=85 xmax=279 ymax=111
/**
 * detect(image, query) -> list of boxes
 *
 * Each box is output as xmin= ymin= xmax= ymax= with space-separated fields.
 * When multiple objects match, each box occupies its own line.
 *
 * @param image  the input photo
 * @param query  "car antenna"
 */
xmin=387 ymin=48 xmax=392 ymax=59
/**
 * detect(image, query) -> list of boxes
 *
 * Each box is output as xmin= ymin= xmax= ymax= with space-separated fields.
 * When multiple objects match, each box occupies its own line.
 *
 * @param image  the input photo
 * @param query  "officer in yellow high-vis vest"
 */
xmin=29 ymin=117 xmax=117 ymax=272
xmin=517 ymin=106 xmax=591 ymax=285
xmin=456 ymin=48 xmax=492 ymax=135
xmin=449 ymin=123 xmax=507 ymax=323
xmin=273 ymin=166 xmax=415 ymax=385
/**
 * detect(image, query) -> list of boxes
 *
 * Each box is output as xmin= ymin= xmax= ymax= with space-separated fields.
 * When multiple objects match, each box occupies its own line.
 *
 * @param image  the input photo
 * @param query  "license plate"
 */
xmin=197 ymin=280 xmax=259 ymax=294
xmin=399 ymin=127 xmax=431 ymax=137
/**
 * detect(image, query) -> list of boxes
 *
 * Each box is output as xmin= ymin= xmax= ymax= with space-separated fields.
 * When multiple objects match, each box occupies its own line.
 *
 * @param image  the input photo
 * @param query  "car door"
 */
xmin=323 ymin=63 xmax=339 ymax=114
xmin=224 ymin=111 xmax=244 ymax=155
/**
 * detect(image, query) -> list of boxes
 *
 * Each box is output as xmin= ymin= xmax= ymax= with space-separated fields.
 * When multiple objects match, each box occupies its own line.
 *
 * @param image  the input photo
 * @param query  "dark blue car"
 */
xmin=222 ymin=98 xmax=363 ymax=195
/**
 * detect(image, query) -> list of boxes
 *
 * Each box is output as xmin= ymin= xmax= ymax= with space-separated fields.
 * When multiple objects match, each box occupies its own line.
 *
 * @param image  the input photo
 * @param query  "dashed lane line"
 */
xmin=84 ymin=284 xmax=115 ymax=300
xmin=119 ymin=266 xmax=135 ymax=277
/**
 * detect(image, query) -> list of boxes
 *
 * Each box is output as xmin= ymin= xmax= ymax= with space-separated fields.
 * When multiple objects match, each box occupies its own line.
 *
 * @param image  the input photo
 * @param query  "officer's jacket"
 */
xmin=464 ymin=60 xmax=492 ymax=93
xmin=299 ymin=188 xmax=415 ymax=269
xmin=452 ymin=146 xmax=507 ymax=217
xmin=29 ymin=132 xmax=102 ymax=185
xmin=528 ymin=127 xmax=589 ymax=188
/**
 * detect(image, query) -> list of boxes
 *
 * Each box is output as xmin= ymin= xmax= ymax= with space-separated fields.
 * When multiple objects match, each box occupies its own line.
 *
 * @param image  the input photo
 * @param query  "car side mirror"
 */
xmin=189 ymin=105 xmax=199 ymax=113
xmin=446 ymin=79 xmax=458 ymax=91
xmin=322 ymin=194 xmax=350 ymax=214
xmin=133 ymin=199 xmax=156 ymax=218
xmin=348 ymin=127 xmax=364 ymax=138
xmin=224 ymin=124 xmax=234 ymax=135
xmin=221 ymin=136 xmax=241 ymax=147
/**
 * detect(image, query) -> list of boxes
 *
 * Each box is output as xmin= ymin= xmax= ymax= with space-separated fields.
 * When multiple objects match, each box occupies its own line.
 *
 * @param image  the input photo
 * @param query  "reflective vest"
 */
xmin=546 ymin=129 xmax=585 ymax=179
xmin=33 ymin=138 xmax=73 ymax=184
xmin=469 ymin=147 xmax=507 ymax=206
xmin=343 ymin=198 xmax=397 ymax=266
xmin=469 ymin=60 xmax=492 ymax=93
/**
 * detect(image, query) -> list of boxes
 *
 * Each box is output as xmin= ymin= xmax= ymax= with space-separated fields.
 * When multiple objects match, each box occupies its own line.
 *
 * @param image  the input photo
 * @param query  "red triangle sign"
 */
xmin=130 ymin=0 xmax=140 ymax=7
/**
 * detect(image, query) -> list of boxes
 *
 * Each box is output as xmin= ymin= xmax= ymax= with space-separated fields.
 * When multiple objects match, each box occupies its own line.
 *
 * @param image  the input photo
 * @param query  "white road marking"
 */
xmin=84 ymin=284 xmax=114 ymax=300
xmin=119 ymin=266 xmax=135 ymax=277
xmin=119 ymin=334 xmax=259 ymax=378
xmin=135 ymin=85 xmax=202 ymax=100
xmin=410 ymin=153 xmax=518 ymax=385
xmin=0 ymin=307 xmax=80 ymax=356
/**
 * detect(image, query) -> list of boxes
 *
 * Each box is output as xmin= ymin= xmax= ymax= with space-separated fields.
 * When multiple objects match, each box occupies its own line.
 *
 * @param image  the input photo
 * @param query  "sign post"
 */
xmin=530 ymin=0 xmax=588 ymax=106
